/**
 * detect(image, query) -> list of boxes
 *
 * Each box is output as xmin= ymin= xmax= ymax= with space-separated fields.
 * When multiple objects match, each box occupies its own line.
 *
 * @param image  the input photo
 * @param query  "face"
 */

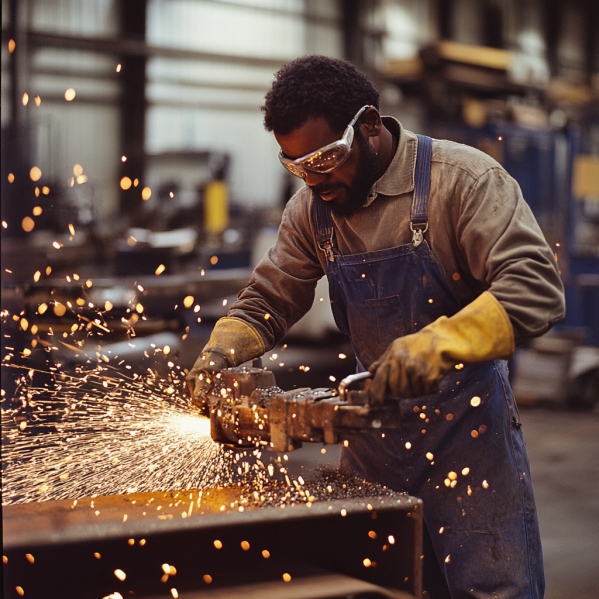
xmin=275 ymin=116 xmax=381 ymax=217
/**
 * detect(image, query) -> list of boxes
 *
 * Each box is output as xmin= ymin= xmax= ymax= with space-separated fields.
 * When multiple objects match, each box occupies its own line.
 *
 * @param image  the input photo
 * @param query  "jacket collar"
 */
xmin=364 ymin=116 xmax=417 ymax=207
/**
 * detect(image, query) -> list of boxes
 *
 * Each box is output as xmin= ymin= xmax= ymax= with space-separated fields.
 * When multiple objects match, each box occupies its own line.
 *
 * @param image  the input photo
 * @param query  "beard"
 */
xmin=316 ymin=130 xmax=382 ymax=218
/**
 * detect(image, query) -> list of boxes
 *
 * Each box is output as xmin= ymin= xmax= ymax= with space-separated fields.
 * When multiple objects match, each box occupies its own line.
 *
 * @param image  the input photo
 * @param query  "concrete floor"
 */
xmin=520 ymin=408 xmax=599 ymax=599
xmin=283 ymin=407 xmax=599 ymax=599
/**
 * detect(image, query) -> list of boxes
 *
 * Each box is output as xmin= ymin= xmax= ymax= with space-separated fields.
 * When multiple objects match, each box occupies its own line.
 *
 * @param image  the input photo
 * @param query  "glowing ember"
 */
xmin=114 ymin=568 xmax=126 ymax=581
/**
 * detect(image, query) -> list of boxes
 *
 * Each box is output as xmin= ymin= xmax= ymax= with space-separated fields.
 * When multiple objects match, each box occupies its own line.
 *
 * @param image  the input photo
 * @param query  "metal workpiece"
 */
xmin=3 ymin=488 xmax=423 ymax=599
xmin=206 ymin=367 xmax=401 ymax=452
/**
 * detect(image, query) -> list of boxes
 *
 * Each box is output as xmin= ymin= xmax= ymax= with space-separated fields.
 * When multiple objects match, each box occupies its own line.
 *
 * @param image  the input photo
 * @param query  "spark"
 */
xmin=30 ymin=166 xmax=42 ymax=182
xmin=2 ymin=294 xmax=401 ymax=512
xmin=114 ymin=569 xmax=126 ymax=581
xmin=470 ymin=396 xmax=481 ymax=407
xmin=1 ymin=362 xmax=235 ymax=504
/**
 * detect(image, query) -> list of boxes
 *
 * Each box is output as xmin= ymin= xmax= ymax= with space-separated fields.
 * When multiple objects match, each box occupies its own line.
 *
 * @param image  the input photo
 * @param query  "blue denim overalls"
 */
xmin=313 ymin=136 xmax=545 ymax=598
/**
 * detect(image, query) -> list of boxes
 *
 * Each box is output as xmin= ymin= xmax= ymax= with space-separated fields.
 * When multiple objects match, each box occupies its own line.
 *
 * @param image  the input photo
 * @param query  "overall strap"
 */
xmin=411 ymin=134 xmax=432 ymax=247
xmin=313 ymin=193 xmax=336 ymax=262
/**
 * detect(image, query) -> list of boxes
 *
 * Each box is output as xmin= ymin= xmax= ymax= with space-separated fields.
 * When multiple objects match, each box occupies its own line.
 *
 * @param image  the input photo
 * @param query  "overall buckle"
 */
xmin=410 ymin=221 xmax=428 ymax=248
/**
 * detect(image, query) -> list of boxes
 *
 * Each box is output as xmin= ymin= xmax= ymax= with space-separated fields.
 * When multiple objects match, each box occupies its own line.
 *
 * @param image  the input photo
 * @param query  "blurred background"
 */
xmin=1 ymin=1 xmax=598 ymax=598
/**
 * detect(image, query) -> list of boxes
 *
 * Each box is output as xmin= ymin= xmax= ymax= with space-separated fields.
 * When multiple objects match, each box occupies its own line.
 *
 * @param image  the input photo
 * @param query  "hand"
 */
xmin=185 ymin=352 xmax=230 ymax=414
xmin=368 ymin=291 xmax=514 ymax=404
xmin=186 ymin=317 xmax=266 ymax=412
xmin=369 ymin=328 xmax=452 ymax=402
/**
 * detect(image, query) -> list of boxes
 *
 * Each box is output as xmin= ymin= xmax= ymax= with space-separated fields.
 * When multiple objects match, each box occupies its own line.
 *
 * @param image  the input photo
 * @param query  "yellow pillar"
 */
xmin=204 ymin=179 xmax=229 ymax=235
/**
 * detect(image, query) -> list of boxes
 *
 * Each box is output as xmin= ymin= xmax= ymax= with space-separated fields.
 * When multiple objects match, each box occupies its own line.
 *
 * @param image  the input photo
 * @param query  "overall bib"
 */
xmin=313 ymin=136 xmax=545 ymax=598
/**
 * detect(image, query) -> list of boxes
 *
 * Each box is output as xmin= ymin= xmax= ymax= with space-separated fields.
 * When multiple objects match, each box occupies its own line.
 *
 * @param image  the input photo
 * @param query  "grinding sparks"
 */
xmin=2 ymin=293 xmax=403 ymax=521
xmin=1 ymin=363 xmax=231 ymax=504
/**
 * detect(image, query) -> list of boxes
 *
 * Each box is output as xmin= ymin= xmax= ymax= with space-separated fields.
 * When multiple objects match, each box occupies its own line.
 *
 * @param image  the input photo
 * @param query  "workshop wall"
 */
xmin=1 ymin=0 xmax=122 ymax=222
xmin=144 ymin=0 xmax=344 ymax=209
xmin=1 ymin=0 xmax=597 ymax=239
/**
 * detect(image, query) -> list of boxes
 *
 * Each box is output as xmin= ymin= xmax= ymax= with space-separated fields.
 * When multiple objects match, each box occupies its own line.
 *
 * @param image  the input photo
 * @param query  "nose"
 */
xmin=303 ymin=170 xmax=329 ymax=187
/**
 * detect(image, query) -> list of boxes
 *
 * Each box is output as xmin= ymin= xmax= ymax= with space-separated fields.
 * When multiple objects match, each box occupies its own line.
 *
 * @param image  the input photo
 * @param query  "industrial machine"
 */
xmin=193 ymin=366 xmax=400 ymax=452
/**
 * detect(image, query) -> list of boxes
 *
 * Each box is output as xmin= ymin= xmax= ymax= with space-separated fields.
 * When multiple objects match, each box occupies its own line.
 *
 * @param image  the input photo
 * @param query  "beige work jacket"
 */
xmin=228 ymin=117 xmax=565 ymax=351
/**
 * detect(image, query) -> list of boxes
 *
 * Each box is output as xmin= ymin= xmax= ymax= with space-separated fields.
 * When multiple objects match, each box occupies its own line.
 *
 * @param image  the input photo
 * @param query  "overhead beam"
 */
xmin=5 ymin=30 xmax=287 ymax=68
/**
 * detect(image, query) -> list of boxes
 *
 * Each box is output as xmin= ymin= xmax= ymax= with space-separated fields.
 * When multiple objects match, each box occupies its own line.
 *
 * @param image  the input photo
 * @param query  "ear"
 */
xmin=360 ymin=107 xmax=383 ymax=138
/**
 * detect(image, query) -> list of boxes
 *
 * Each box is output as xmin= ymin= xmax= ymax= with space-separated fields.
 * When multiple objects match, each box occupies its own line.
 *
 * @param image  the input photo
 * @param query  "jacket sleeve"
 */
xmin=455 ymin=164 xmax=565 ymax=345
xmin=226 ymin=191 xmax=325 ymax=351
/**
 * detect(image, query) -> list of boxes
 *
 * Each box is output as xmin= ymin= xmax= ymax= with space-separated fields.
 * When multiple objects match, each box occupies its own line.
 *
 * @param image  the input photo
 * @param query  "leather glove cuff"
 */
xmin=202 ymin=316 xmax=266 ymax=367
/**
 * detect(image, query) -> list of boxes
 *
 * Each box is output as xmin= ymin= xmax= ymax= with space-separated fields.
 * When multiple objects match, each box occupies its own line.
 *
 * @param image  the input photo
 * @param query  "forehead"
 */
xmin=274 ymin=116 xmax=342 ymax=160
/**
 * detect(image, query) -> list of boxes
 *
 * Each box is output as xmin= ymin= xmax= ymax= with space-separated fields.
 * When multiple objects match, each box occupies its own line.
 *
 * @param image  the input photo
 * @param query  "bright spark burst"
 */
xmin=1 ymin=362 xmax=240 ymax=504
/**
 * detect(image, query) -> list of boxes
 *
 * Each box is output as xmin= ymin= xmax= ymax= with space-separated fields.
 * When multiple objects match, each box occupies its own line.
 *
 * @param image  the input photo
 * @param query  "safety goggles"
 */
xmin=278 ymin=104 xmax=372 ymax=178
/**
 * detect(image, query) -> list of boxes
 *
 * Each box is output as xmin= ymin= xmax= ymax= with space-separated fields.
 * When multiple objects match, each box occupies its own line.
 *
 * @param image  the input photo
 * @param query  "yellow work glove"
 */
xmin=369 ymin=291 xmax=515 ymax=403
xmin=185 ymin=317 xmax=265 ymax=409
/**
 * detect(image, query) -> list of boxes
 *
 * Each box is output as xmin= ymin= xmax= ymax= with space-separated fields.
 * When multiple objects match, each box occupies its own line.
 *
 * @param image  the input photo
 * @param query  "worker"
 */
xmin=186 ymin=55 xmax=565 ymax=597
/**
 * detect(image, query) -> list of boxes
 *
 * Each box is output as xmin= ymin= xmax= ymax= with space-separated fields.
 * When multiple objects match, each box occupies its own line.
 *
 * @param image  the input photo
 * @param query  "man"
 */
xmin=187 ymin=55 xmax=564 ymax=597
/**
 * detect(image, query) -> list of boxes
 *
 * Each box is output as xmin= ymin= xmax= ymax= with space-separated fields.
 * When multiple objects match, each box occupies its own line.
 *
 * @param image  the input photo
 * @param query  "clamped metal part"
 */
xmin=197 ymin=366 xmax=400 ymax=452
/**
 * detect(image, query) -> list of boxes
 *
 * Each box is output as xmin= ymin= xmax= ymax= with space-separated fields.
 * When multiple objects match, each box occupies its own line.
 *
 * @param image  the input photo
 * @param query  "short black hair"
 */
xmin=262 ymin=55 xmax=380 ymax=135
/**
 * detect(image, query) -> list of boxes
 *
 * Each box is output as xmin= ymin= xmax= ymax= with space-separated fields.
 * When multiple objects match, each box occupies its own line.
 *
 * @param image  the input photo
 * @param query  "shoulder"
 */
xmin=279 ymin=186 xmax=316 ymax=237
xmin=431 ymin=137 xmax=506 ymax=182
xmin=284 ymin=186 xmax=313 ymax=219
xmin=426 ymin=137 xmax=520 ymax=206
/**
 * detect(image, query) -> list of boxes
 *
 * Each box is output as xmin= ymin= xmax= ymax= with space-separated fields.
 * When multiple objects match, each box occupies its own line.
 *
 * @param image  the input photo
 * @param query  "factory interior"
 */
xmin=1 ymin=1 xmax=599 ymax=598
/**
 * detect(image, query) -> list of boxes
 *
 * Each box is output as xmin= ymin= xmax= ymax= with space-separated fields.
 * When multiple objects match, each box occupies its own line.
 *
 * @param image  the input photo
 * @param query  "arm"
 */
xmin=186 ymin=192 xmax=324 ymax=399
xmin=453 ymin=164 xmax=565 ymax=344
xmin=370 ymin=159 xmax=565 ymax=402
